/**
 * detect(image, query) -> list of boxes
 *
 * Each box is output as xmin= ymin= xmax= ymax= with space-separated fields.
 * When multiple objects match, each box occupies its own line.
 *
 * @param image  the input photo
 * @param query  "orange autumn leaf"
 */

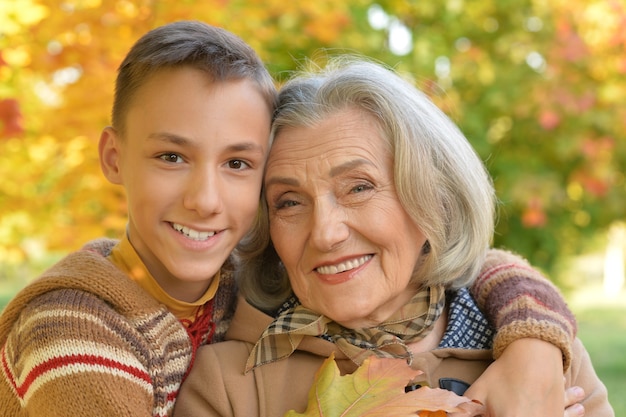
xmin=284 ymin=354 xmax=484 ymax=417
xmin=0 ymin=98 xmax=24 ymax=138
xmin=418 ymin=411 xmax=446 ymax=417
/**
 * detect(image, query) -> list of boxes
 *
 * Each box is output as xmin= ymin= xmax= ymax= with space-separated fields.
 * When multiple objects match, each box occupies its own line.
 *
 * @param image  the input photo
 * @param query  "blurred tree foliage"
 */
xmin=1 ymin=0 xmax=624 ymax=280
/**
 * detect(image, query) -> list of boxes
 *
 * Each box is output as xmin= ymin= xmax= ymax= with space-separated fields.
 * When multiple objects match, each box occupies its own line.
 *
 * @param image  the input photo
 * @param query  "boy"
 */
xmin=0 ymin=21 xmax=276 ymax=417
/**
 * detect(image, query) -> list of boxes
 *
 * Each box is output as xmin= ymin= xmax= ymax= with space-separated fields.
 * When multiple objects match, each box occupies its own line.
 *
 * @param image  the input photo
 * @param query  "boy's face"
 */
xmin=100 ymin=67 xmax=271 ymax=302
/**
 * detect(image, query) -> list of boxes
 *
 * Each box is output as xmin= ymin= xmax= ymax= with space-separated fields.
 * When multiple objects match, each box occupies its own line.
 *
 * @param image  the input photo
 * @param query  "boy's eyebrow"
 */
xmin=148 ymin=132 xmax=189 ymax=146
xmin=228 ymin=142 xmax=266 ymax=154
xmin=147 ymin=132 xmax=266 ymax=153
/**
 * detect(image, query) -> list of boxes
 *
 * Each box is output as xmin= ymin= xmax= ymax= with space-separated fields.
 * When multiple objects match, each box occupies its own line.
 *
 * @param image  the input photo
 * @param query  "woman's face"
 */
xmin=265 ymin=107 xmax=427 ymax=329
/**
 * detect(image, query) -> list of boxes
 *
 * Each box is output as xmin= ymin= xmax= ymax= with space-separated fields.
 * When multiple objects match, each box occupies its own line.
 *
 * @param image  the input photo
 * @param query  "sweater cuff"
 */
xmin=492 ymin=319 xmax=573 ymax=371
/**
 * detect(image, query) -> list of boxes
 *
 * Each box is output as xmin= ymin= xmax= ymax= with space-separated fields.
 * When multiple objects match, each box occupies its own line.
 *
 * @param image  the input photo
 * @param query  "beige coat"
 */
xmin=174 ymin=296 xmax=614 ymax=417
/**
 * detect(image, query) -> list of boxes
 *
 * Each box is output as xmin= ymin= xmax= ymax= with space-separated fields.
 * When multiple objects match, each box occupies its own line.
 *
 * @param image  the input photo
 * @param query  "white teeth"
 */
xmin=172 ymin=223 xmax=216 ymax=241
xmin=316 ymin=255 xmax=372 ymax=275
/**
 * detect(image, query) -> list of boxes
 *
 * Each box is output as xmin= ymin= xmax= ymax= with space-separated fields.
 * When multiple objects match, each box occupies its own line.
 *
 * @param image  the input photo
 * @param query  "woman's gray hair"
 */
xmin=239 ymin=56 xmax=495 ymax=312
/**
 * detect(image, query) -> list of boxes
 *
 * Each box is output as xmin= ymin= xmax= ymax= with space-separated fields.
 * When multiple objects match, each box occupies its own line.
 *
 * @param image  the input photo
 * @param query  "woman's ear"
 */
xmin=98 ymin=126 xmax=123 ymax=184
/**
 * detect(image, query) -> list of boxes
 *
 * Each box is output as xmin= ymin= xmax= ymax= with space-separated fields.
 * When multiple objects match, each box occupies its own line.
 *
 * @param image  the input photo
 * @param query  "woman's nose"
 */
xmin=309 ymin=199 xmax=350 ymax=251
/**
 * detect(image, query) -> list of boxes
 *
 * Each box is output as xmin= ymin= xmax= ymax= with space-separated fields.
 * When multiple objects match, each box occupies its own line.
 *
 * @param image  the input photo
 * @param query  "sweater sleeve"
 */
xmin=0 ymin=289 xmax=155 ymax=417
xmin=470 ymin=248 xmax=577 ymax=371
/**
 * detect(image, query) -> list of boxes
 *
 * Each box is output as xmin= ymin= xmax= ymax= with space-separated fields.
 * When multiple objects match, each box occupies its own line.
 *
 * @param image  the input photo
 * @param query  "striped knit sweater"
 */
xmin=0 ymin=243 xmax=575 ymax=416
xmin=0 ymin=239 xmax=237 ymax=417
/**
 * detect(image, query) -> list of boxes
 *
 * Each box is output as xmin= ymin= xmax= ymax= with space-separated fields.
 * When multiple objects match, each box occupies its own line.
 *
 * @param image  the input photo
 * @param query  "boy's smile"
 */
xmin=100 ymin=67 xmax=271 ymax=302
xmin=171 ymin=223 xmax=218 ymax=241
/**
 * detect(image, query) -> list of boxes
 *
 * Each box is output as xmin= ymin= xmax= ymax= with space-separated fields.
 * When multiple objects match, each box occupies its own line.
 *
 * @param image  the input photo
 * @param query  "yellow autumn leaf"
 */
xmin=0 ymin=0 xmax=48 ymax=35
xmin=285 ymin=354 xmax=484 ymax=417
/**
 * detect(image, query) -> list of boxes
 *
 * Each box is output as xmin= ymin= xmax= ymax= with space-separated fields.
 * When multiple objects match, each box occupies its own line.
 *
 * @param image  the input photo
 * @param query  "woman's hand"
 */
xmin=465 ymin=338 xmax=584 ymax=416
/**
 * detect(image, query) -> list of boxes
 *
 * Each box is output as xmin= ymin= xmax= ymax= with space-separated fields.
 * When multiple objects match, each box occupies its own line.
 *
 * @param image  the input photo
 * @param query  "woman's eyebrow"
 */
xmin=265 ymin=176 xmax=299 ymax=188
xmin=329 ymin=158 xmax=373 ymax=177
xmin=265 ymin=158 xmax=374 ymax=188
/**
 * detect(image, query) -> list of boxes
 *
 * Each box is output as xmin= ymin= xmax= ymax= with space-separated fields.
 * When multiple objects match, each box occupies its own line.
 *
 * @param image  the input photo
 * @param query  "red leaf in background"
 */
xmin=522 ymin=197 xmax=547 ymax=228
xmin=539 ymin=110 xmax=560 ymax=130
xmin=0 ymin=98 xmax=24 ymax=138
xmin=554 ymin=19 xmax=589 ymax=62
xmin=583 ymin=178 xmax=609 ymax=197
xmin=575 ymin=90 xmax=596 ymax=113
xmin=619 ymin=57 xmax=626 ymax=74
xmin=571 ymin=169 xmax=610 ymax=198
xmin=581 ymin=137 xmax=615 ymax=159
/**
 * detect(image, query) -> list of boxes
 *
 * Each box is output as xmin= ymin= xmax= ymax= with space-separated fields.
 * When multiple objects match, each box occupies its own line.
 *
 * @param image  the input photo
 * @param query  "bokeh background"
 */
xmin=1 ymin=0 xmax=624 ymax=412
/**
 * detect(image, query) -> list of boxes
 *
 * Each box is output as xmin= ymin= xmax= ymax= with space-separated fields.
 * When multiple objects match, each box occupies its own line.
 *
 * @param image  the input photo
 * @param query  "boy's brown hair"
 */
xmin=112 ymin=20 xmax=277 ymax=136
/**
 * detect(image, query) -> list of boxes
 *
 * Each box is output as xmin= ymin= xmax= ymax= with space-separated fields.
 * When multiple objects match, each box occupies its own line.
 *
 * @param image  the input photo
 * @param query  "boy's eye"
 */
xmin=159 ymin=153 xmax=183 ymax=163
xmin=228 ymin=159 xmax=250 ymax=170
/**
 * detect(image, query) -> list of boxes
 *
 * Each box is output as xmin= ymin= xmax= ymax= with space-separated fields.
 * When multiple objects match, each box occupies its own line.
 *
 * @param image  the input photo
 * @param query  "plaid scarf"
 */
xmin=246 ymin=285 xmax=445 ymax=371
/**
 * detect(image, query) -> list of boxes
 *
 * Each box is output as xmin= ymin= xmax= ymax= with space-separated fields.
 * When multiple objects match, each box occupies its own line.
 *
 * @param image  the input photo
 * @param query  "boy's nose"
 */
xmin=183 ymin=170 xmax=224 ymax=216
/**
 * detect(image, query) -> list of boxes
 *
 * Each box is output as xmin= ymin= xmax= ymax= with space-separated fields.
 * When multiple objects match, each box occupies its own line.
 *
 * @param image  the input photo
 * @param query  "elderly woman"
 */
xmin=174 ymin=58 xmax=612 ymax=416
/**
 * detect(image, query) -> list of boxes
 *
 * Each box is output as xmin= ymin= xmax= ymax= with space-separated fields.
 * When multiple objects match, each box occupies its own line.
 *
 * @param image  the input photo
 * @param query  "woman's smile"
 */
xmin=314 ymin=254 xmax=372 ymax=275
xmin=313 ymin=254 xmax=373 ymax=284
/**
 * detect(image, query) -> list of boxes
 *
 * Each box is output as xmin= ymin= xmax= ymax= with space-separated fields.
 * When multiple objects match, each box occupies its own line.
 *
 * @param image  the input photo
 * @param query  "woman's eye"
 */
xmin=272 ymin=197 xmax=299 ymax=210
xmin=228 ymin=159 xmax=250 ymax=170
xmin=351 ymin=183 xmax=372 ymax=193
xmin=159 ymin=153 xmax=183 ymax=163
xmin=280 ymin=200 xmax=298 ymax=208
